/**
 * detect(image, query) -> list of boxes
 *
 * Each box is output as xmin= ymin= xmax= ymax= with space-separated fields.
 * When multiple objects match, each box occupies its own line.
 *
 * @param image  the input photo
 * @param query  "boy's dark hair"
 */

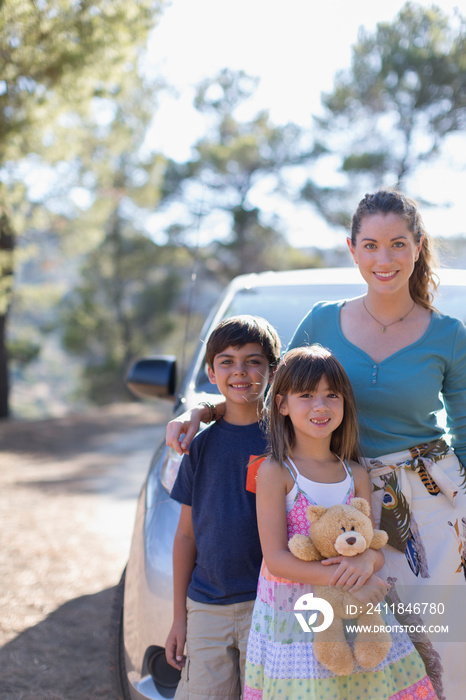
xmin=205 ymin=315 xmax=281 ymax=369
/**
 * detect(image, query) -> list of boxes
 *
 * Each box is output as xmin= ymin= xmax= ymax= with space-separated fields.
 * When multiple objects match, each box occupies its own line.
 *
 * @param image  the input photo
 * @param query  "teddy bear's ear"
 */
xmin=350 ymin=497 xmax=371 ymax=517
xmin=307 ymin=505 xmax=327 ymax=522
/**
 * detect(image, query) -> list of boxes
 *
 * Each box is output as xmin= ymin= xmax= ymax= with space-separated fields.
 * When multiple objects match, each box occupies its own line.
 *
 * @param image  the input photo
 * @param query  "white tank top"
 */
xmin=285 ymin=456 xmax=353 ymax=510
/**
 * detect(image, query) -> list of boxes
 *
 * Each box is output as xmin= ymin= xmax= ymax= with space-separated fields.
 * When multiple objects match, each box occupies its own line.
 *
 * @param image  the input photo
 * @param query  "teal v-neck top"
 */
xmin=288 ymin=300 xmax=466 ymax=467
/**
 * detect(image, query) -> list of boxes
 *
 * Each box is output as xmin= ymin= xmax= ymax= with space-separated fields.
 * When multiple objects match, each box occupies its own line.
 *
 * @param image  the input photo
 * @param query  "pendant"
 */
xmin=382 ymin=327 xmax=386 ymax=333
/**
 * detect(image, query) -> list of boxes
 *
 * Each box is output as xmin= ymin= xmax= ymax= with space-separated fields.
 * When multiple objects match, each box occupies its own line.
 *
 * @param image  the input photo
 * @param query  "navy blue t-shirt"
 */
xmin=170 ymin=418 xmax=266 ymax=605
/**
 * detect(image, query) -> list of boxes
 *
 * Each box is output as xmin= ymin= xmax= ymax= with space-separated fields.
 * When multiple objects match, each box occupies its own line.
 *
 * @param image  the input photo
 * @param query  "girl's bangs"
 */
xmin=285 ymin=356 xmax=347 ymax=397
xmin=287 ymin=357 xmax=326 ymax=393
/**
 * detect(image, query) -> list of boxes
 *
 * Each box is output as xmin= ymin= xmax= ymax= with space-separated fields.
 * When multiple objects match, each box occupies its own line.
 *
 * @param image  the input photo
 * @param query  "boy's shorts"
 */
xmin=175 ymin=597 xmax=255 ymax=699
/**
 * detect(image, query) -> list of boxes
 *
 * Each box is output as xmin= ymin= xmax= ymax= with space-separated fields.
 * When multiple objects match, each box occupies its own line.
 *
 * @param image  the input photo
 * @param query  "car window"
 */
xmin=194 ymin=283 xmax=366 ymax=393
xmin=223 ymin=284 xmax=367 ymax=345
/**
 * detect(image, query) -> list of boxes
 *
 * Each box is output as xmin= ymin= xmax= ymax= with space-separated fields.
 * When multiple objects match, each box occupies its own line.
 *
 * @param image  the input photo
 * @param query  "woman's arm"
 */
xmin=443 ymin=321 xmax=466 ymax=469
xmin=166 ymin=399 xmax=226 ymax=455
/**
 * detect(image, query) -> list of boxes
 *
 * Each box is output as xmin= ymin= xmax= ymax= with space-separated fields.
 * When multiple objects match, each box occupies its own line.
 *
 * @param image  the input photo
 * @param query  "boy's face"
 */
xmin=207 ymin=343 xmax=271 ymax=407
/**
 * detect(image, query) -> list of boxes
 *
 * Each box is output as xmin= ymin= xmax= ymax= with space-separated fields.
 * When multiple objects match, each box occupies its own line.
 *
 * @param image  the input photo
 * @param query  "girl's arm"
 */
xmin=323 ymin=463 xmax=385 ymax=590
xmin=166 ymin=399 xmax=227 ymax=455
xmin=258 ymin=458 xmax=389 ymax=604
xmin=256 ymin=458 xmax=345 ymax=586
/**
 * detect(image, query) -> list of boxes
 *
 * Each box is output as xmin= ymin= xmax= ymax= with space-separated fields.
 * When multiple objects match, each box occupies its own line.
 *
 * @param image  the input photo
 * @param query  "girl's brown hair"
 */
xmin=268 ymin=345 xmax=360 ymax=465
xmin=350 ymin=189 xmax=439 ymax=310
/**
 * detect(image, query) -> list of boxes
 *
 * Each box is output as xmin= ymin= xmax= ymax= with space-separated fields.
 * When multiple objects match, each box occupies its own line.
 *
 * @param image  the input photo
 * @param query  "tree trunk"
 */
xmin=0 ymin=312 xmax=9 ymax=419
xmin=0 ymin=210 xmax=15 ymax=419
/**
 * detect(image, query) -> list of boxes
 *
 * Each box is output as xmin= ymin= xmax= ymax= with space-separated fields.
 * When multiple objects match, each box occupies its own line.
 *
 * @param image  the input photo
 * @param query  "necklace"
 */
xmin=362 ymin=298 xmax=416 ymax=333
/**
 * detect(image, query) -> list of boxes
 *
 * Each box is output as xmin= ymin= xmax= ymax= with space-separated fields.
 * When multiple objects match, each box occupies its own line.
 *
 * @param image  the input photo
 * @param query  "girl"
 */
xmin=243 ymin=345 xmax=436 ymax=699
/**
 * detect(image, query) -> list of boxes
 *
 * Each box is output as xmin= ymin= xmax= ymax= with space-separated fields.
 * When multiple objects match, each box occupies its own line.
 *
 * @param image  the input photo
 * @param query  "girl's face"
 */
xmin=276 ymin=375 xmax=344 ymax=443
xmin=347 ymin=213 xmax=423 ymax=296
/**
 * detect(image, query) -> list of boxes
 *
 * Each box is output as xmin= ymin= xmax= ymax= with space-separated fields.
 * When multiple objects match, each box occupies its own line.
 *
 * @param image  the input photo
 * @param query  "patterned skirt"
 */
xmin=363 ymin=443 xmax=466 ymax=700
xmin=244 ymin=559 xmax=437 ymax=700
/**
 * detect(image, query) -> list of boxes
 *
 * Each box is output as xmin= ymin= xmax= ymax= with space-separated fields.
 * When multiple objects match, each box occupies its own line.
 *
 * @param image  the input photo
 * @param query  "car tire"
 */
xmin=109 ymin=568 xmax=132 ymax=700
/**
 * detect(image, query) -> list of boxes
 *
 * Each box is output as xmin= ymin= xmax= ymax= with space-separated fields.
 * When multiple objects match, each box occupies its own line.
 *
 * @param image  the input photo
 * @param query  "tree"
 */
xmin=55 ymin=67 xmax=188 ymax=403
xmin=52 ymin=60 xmax=189 ymax=404
xmin=302 ymin=2 xmax=466 ymax=226
xmin=160 ymin=69 xmax=319 ymax=282
xmin=0 ymin=0 xmax=165 ymax=417
xmin=61 ymin=231 xmax=186 ymax=404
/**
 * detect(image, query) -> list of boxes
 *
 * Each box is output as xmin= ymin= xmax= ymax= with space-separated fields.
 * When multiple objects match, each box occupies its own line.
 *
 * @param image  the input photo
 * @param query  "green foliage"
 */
xmin=0 ymin=0 xmax=163 ymax=162
xmin=48 ymin=62 xmax=177 ymax=405
xmin=8 ymin=336 xmax=41 ymax=368
xmin=327 ymin=3 xmax=466 ymax=137
xmin=61 ymin=228 xmax=186 ymax=404
xmin=303 ymin=2 xmax=466 ymax=222
xmin=54 ymin=62 xmax=167 ymax=256
xmin=342 ymin=152 xmax=388 ymax=174
xmin=0 ymin=0 xmax=166 ymax=416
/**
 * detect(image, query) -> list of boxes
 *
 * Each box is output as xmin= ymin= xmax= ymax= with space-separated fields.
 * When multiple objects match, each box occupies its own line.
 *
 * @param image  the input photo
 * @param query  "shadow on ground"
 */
xmin=0 ymin=588 xmax=117 ymax=700
xmin=0 ymin=402 xmax=173 ymax=699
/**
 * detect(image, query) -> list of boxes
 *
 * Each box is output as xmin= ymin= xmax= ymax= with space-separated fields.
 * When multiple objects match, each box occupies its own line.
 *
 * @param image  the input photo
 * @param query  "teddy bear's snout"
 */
xmin=334 ymin=530 xmax=367 ymax=556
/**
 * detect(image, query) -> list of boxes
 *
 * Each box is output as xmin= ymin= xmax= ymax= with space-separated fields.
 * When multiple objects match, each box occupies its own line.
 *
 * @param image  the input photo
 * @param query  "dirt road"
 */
xmin=0 ymin=401 xmax=172 ymax=700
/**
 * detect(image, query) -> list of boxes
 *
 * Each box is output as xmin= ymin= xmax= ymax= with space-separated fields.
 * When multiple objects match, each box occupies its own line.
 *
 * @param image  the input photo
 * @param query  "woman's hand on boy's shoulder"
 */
xmin=166 ymin=409 xmax=202 ymax=455
xmin=166 ymin=400 xmax=226 ymax=454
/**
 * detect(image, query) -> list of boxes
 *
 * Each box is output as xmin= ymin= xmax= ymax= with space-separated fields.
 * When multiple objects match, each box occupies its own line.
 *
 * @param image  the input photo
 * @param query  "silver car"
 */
xmin=109 ymin=266 xmax=466 ymax=700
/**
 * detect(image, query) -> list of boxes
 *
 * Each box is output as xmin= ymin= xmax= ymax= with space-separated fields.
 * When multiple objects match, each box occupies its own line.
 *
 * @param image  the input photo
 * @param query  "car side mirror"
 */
xmin=125 ymin=356 xmax=177 ymax=399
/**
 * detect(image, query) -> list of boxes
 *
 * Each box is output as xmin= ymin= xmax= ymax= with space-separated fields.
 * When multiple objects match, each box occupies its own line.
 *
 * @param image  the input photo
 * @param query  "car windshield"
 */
xmin=223 ymin=284 xmax=365 ymax=346
xmin=193 ymin=280 xmax=466 ymax=395
xmin=194 ymin=283 xmax=365 ymax=393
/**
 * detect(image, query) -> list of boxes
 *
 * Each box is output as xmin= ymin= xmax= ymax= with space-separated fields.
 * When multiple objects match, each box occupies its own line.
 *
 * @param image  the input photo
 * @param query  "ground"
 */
xmin=0 ymin=401 xmax=172 ymax=700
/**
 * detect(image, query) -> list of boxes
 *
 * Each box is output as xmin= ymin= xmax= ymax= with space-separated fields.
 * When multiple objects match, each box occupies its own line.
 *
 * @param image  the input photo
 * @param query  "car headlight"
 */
xmin=160 ymin=447 xmax=183 ymax=494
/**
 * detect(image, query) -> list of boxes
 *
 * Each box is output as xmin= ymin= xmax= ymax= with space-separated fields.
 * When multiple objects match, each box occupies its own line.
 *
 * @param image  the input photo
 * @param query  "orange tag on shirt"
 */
xmin=246 ymin=455 xmax=267 ymax=493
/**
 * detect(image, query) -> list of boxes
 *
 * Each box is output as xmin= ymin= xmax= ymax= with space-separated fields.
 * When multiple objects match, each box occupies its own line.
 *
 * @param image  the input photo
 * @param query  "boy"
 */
xmin=165 ymin=315 xmax=281 ymax=699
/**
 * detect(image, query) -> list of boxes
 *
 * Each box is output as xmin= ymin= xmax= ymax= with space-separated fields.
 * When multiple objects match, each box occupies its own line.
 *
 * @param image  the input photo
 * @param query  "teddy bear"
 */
xmin=288 ymin=497 xmax=391 ymax=676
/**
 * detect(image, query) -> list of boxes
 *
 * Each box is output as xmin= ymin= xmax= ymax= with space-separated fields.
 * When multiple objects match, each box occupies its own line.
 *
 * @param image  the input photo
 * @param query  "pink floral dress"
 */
xmin=244 ymin=460 xmax=437 ymax=700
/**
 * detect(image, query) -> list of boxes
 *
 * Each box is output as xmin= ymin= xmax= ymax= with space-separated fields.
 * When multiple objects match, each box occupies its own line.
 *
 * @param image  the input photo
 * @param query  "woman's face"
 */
xmin=347 ymin=213 xmax=423 ymax=295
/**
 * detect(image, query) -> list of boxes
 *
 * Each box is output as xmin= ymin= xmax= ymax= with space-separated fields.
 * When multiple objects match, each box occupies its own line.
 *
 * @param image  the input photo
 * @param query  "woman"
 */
xmin=166 ymin=190 xmax=466 ymax=700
